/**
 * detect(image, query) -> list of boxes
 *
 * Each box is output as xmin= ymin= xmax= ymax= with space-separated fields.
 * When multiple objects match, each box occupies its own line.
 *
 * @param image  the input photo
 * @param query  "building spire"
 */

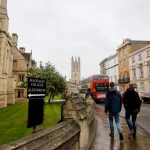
xmin=0 ymin=0 xmax=8 ymax=32
xmin=0 ymin=0 xmax=7 ymax=9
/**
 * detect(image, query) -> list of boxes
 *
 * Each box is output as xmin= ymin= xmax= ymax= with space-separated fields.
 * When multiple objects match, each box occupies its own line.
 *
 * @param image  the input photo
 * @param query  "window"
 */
xmin=139 ymin=67 xmax=144 ymax=77
xmin=19 ymin=74 xmax=24 ymax=82
xmin=147 ymin=50 xmax=150 ymax=57
xmin=120 ymin=73 xmax=122 ymax=80
xmin=132 ymin=56 xmax=135 ymax=63
xmin=120 ymin=51 xmax=122 ymax=56
xmin=139 ymin=54 xmax=142 ymax=61
xmin=140 ymin=82 xmax=144 ymax=92
xmin=111 ymin=76 xmax=113 ymax=82
xmin=124 ymin=48 xmax=126 ymax=55
xmin=114 ymin=75 xmax=117 ymax=83
xmin=124 ymin=72 xmax=128 ymax=79
xmin=132 ymin=68 xmax=136 ymax=79
xmin=13 ymin=60 xmax=17 ymax=69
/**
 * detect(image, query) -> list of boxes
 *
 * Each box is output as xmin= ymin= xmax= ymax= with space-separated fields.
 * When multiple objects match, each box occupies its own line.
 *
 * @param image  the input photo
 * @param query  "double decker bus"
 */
xmin=79 ymin=74 xmax=109 ymax=102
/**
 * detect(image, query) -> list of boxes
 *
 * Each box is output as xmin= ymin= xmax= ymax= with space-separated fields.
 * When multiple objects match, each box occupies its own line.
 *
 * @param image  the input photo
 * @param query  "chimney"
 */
xmin=19 ymin=47 xmax=25 ymax=53
xmin=12 ymin=33 xmax=18 ymax=47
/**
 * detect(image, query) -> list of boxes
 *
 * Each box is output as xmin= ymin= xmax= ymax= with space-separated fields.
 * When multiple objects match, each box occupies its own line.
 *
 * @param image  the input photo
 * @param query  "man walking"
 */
xmin=105 ymin=82 xmax=123 ymax=141
xmin=123 ymin=83 xmax=141 ymax=137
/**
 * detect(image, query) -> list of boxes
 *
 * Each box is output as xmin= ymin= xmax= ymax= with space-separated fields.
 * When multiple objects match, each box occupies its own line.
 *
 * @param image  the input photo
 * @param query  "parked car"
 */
xmin=141 ymin=93 xmax=150 ymax=103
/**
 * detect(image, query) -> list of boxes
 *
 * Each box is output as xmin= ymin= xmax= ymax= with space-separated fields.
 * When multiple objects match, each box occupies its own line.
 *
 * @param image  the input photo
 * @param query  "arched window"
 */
xmin=120 ymin=73 xmax=122 ymax=79
xmin=124 ymin=72 xmax=128 ymax=79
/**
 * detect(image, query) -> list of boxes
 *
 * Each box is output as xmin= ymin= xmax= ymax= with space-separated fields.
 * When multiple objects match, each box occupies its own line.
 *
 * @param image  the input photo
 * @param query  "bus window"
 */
xmin=94 ymin=83 xmax=108 ymax=92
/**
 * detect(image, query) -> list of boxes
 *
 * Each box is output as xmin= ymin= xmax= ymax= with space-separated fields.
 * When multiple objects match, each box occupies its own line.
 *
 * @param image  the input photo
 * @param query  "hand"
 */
xmin=105 ymin=112 xmax=109 ymax=116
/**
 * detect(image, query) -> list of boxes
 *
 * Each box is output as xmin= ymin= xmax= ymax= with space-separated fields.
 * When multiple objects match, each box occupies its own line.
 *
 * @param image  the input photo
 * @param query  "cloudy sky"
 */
xmin=8 ymin=0 xmax=150 ymax=80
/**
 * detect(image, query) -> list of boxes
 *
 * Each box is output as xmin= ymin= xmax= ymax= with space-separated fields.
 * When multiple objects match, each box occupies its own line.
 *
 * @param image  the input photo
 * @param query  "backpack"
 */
xmin=108 ymin=91 xmax=122 ymax=113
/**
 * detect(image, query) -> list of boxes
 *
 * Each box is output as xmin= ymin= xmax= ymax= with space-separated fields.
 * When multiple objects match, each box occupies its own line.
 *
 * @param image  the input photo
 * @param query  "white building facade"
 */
xmin=105 ymin=53 xmax=119 ymax=89
xmin=129 ymin=44 xmax=150 ymax=96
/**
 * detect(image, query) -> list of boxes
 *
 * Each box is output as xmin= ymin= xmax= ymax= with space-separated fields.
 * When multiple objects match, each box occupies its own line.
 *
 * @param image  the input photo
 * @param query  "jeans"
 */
xmin=109 ymin=112 xmax=122 ymax=134
xmin=125 ymin=109 xmax=138 ymax=130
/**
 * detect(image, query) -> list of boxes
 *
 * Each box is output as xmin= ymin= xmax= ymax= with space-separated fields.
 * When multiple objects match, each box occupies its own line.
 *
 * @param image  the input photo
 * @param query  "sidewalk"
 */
xmin=89 ymin=106 xmax=150 ymax=150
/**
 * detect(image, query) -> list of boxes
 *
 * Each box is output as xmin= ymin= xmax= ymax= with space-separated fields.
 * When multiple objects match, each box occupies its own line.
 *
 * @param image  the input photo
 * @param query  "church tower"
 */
xmin=71 ymin=56 xmax=80 ymax=84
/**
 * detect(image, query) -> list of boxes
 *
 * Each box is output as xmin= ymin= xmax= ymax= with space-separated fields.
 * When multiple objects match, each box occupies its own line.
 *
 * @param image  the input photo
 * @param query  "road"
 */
xmin=90 ymin=105 xmax=150 ymax=150
xmin=96 ymin=102 xmax=150 ymax=135
xmin=138 ymin=103 xmax=150 ymax=135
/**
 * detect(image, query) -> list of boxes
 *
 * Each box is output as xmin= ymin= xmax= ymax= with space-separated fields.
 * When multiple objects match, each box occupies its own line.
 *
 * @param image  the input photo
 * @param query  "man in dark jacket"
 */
xmin=123 ymin=83 xmax=141 ymax=136
xmin=105 ymin=82 xmax=123 ymax=141
xmin=85 ymin=88 xmax=93 ymax=100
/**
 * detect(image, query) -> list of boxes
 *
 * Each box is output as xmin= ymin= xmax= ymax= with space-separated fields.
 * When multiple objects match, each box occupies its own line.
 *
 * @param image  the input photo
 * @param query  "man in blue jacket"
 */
xmin=105 ymin=82 xmax=123 ymax=141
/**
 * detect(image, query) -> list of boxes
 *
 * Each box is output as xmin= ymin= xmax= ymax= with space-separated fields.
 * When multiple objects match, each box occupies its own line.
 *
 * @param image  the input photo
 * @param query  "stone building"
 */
xmin=129 ymin=44 xmax=150 ymax=96
xmin=12 ymin=33 xmax=36 ymax=101
xmin=71 ymin=56 xmax=80 ymax=84
xmin=105 ymin=53 xmax=119 ymax=89
xmin=0 ymin=0 xmax=36 ymax=108
xmin=99 ymin=55 xmax=113 ymax=75
xmin=117 ymin=38 xmax=150 ymax=93
xmin=0 ymin=0 xmax=16 ymax=108
xmin=99 ymin=58 xmax=107 ymax=75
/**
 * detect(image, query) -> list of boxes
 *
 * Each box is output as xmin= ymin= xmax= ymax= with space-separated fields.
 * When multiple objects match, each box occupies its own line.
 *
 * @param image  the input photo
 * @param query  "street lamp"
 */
xmin=27 ymin=63 xmax=29 ymax=76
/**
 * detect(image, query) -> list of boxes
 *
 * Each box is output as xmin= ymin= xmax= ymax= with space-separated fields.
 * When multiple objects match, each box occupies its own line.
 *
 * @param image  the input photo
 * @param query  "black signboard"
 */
xmin=27 ymin=77 xmax=46 ymax=99
xmin=27 ymin=77 xmax=46 ymax=129
xmin=27 ymin=98 xmax=44 ymax=128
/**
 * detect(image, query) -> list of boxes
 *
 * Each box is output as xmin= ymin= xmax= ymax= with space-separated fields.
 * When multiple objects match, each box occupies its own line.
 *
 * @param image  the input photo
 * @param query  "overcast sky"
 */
xmin=8 ymin=0 xmax=150 ymax=80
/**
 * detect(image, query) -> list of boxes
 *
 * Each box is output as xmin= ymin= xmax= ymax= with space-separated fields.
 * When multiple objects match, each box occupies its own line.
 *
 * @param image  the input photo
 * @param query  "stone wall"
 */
xmin=0 ymin=96 xmax=96 ymax=150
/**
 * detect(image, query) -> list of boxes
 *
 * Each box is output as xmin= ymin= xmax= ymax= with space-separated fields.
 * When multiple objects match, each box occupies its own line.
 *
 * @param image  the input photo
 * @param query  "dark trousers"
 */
xmin=125 ymin=109 xmax=138 ymax=130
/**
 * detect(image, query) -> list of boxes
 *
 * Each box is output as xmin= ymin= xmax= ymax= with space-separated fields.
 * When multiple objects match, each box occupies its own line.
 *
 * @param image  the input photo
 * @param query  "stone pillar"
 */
xmin=63 ymin=95 xmax=96 ymax=150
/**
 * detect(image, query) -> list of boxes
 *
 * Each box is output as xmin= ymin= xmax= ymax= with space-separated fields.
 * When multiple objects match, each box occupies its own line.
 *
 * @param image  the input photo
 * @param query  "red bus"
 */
xmin=79 ymin=74 xmax=109 ymax=102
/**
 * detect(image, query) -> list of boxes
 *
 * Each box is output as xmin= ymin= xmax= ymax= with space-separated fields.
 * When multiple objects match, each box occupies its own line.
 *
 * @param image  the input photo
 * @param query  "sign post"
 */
xmin=27 ymin=77 xmax=46 ymax=132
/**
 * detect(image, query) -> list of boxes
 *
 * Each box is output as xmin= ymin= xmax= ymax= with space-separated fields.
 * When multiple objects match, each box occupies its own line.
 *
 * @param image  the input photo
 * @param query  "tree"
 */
xmin=28 ymin=61 xmax=67 ymax=101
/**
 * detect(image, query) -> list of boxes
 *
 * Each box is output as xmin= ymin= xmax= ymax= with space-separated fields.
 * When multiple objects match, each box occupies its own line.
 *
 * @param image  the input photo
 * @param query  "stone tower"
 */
xmin=71 ymin=56 xmax=80 ymax=84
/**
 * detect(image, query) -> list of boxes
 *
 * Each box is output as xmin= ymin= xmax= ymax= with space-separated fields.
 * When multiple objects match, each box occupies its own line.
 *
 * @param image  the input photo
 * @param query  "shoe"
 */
xmin=119 ymin=133 xmax=124 ymax=141
xmin=132 ymin=129 xmax=136 ymax=137
xmin=129 ymin=129 xmax=134 ymax=135
xmin=109 ymin=133 xmax=114 ymax=138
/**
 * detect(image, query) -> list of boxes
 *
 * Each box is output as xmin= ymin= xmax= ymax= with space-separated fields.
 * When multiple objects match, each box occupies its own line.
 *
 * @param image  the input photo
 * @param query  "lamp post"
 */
xmin=27 ymin=63 xmax=29 ymax=76
xmin=26 ymin=63 xmax=29 ymax=97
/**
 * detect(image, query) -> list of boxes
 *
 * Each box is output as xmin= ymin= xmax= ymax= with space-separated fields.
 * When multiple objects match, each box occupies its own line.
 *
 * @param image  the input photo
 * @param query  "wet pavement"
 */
xmin=89 ymin=106 xmax=150 ymax=150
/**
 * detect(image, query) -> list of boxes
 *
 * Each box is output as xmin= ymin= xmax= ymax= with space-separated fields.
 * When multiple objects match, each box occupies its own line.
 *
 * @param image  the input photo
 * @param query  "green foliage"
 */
xmin=0 ymin=102 xmax=63 ymax=145
xmin=28 ymin=61 xmax=67 ymax=99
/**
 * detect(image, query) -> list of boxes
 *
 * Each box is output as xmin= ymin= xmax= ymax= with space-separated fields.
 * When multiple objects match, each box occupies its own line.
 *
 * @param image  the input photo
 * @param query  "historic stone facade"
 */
xmin=99 ymin=55 xmax=113 ymax=75
xmin=129 ymin=44 xmax=150 ymax=96
xmin=117 ymin=38 xmax=150 ymax=93
xmin=0 ymin=0 xmax=36 ymax=107
xmin=71 ymin=56 xmax=80 ymax=84
xmin=105 ymin=53 xmax=119 ymax=89
xmin=12 ymin=34 xmax=36 ymax=101
xmin=0 ymin=0 xmax=15 ymax=108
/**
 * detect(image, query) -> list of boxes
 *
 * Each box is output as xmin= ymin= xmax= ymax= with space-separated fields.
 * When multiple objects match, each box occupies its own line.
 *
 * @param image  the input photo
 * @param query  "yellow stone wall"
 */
xmin=118 ymin=40 xmax=150 ymax=93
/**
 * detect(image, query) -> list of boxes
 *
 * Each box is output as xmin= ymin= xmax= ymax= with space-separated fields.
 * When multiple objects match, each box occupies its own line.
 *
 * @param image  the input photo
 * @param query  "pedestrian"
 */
xmin=123 ymin=83 xmax=141 ymax=137
xmin=105 ymin=82 xmax=123 ymax=141
xmin=85 ymin=88 xmax=93 ymax=100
